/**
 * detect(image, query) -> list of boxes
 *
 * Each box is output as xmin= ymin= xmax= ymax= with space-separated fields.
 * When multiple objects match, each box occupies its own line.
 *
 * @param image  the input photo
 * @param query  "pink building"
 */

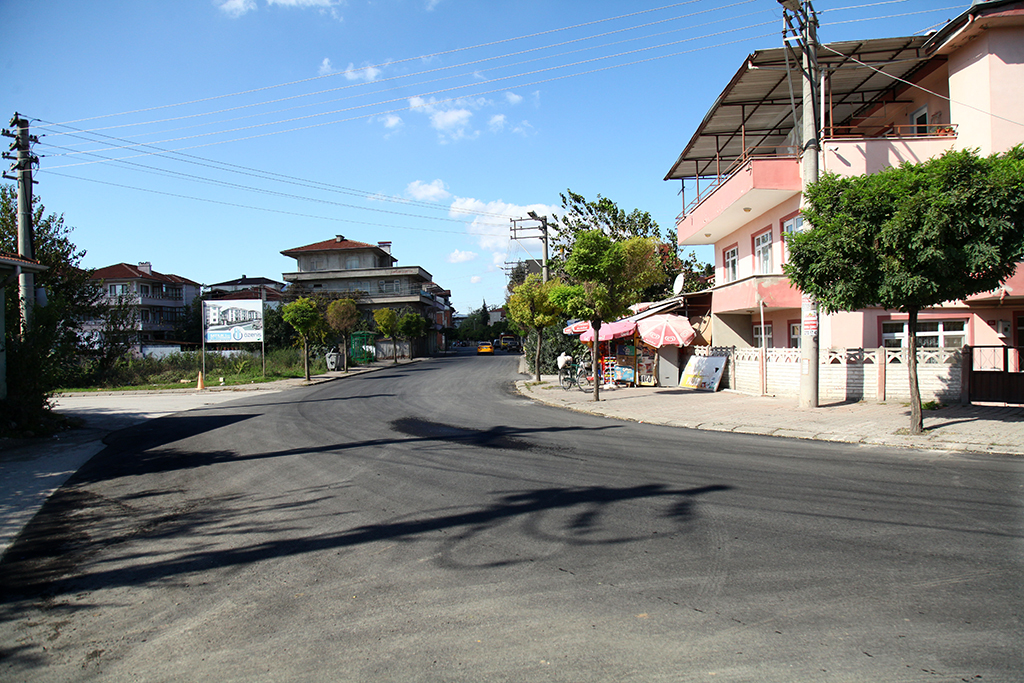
xmin=665 ymin=1 xmax=1023 ymax=402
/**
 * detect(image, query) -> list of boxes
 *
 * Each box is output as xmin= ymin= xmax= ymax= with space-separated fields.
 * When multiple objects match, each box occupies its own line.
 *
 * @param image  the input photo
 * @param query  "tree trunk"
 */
xmin=394 ymin=337 xmax=399 ymax=364
xmin=342 ymin=334 xmax=349 ymax=373
xmin=907 ymin=307 xmax=923 ymax=434
xmin=303 ymin=337 xmax=310 ymax=381
xmin=592 ymin=319 xmax=602 ymax=402
xmin=533 ymin=327 xmax=543 ymax=383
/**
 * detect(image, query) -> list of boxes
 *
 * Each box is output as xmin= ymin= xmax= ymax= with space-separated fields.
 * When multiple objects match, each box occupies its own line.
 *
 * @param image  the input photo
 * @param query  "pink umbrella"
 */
xmin=637 ymin=314 xmax=696 ymax=348
xmin=580 ymin=319 xmax=637 ymax=343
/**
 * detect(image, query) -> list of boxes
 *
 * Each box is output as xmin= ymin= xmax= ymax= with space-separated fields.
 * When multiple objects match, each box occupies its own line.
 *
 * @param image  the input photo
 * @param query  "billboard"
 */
xmin=203 ymin=300 xmax=264 ymax=343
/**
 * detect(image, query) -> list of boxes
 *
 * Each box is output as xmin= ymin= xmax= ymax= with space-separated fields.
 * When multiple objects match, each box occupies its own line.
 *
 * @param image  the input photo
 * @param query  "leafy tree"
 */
xmin=281 ymin=297 xmax=322 ymax=380
xmin=507 ymin=274 xmax=563 ymax=382
xmin=326 ymin=298 xmax=359 ymax=372
xmin=785 ymin=147 xmax=1024 ymax=434
xmin=263 ymin=305 xmax=298 ymax=351
xmin=91 ymin=293 xmax=140 ymax=385
xmin=373 ymin=307 xmax=399 ymax=363
xmin=1 ymin=185 xmax=101 ymax=431
xmin=398 ymin=310 xmax=430 ymax=358
xmin=550 ymin=230 xmax=664 ymax=401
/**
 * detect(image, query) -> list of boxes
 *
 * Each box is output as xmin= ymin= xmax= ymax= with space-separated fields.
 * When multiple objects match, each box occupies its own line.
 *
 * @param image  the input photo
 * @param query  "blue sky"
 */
xmin=1 ymin=0 xmax=968 ymax=315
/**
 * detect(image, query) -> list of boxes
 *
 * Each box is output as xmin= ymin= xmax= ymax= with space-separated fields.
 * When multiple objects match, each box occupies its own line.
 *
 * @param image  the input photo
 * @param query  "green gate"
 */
xmin=350 ymin=331 xmax=377 ymax=364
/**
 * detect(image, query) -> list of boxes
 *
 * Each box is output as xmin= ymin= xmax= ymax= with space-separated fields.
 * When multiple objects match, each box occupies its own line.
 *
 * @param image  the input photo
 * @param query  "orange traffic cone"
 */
xmin=197 ymin=372 xmax=205 ymax=390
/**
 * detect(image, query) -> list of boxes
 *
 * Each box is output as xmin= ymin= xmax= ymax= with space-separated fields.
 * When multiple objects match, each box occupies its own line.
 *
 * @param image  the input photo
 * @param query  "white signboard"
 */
xmin=680 ymin=356 xmax=726 ymax=392
xmin=203 ymin=300 xmax=264 ymax=343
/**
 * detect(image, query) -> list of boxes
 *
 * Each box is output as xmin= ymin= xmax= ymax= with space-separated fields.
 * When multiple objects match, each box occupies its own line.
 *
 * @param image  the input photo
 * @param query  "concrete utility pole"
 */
xmin=2 ymin=113 xmax=38 ymax=337
xmin=780 ymin=0 xmax=820 ymax=409
xmin=510 ymin=212 xmax=550 ymax=283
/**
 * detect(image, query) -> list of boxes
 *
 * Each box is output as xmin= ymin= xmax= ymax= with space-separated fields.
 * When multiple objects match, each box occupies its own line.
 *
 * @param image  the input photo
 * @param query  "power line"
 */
xmin=37 ymin=1 xmax=710 ymax=130
xmin=39 ymin=20 xmax=778 ymax=167
xmin=820 ymin=6 xmax=962 ymax=27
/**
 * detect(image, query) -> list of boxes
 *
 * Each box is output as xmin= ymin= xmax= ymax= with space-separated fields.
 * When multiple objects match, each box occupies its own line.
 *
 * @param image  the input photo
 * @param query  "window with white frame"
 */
xmin=911 ymin=106 xmax=928 ymax=135
xmin=789 ymin=322 xmax=801 ymax=349
xmin=754 ymin=230 xmax=773 ymax=273
xmin=108 ymin=283 xmax=129 ymax=296
xmin=753 ymin=323 xmax=773 ymax=348
xmin=881 ymin=320 xmax=965 ymax=348
xmin=783 ymin=215 xmax=804 ymax=238
xmin=723 ymin=246 xmax=738 ymax=283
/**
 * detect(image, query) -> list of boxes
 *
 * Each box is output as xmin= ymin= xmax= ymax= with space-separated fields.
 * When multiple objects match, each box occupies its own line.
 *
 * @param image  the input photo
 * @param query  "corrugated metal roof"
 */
xmin=664 ymin=35 xmax=933 ymax=180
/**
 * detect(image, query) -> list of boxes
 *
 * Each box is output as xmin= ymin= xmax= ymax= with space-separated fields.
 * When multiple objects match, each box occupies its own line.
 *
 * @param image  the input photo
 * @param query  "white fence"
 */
xmin=692 ymin=346 xmax=963 ymax=403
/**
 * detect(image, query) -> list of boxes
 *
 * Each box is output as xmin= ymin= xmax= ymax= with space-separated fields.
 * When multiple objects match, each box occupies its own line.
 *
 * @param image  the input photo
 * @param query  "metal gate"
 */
xmin=968 ymin=345 xmax=1024 ymax=404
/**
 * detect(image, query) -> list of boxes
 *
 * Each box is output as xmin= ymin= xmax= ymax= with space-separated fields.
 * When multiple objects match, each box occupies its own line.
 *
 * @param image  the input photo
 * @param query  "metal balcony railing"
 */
xmin=824 ymin=123 xmax=958 ymax=140
xmin=678 ymin=146 xmax=800 ymax=222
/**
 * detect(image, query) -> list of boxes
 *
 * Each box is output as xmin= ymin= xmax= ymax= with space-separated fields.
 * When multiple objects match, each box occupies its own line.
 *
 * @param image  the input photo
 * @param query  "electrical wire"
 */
xmin=42 ymin=0 xmax=758 ymax=142
xmin=39 ymin=21 xmax=778 ymax=167
xmin=820 ymin=7 xmax=963 ymax=27
xmin=37 ymin=0 xmax=711 ymax=130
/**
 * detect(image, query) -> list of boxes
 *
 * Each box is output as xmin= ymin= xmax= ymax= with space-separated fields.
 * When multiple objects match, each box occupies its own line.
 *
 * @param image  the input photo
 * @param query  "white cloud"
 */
xmin=406 ymin=179 xmax=450 ymax=202
xmin=470 ymin=276 xmax=482 ymax=284
xmin=426 ymin=0 xmax=443 ymax=9
xmin=379 ymin=114 xmax=403 ymax=129
xmin=216 ymin=0 xmax=256 ymax=18
xmin=491 ymin=252 xmax=506 ymax=266
xmin=488 ymin=115 xmax=506 ymax=132
xmin=318 ymin=58 xmax=335 ymax=76
xmin=447 ymin=250 xmax=477 ymax=264
xmin=505 ymin=92 xmax=523 ymax=106
xmin=409 ymin=96 xmax=476 ymax=141
xmin=344 ymin=62 xmax=382 ymax=82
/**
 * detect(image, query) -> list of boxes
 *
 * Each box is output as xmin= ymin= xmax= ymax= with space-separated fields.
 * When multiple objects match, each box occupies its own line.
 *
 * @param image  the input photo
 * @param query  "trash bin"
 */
xmin=326 ymin=352 xmax=340 ymax=371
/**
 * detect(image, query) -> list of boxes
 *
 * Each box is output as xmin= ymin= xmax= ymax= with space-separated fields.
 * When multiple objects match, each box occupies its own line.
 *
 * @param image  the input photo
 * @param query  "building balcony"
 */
xmin=822 ymin=124 xmax=958 ymax=178
xmin=711 ymin=274 xmax=802 ymax=315
xmin=677 ymin=153 xmax=801 ymax=246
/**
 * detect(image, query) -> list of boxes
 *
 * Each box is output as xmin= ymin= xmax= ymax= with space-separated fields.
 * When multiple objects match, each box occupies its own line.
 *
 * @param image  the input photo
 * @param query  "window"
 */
xmin=140 ymin=309 xmax=150 ymax=323
xmin=754 ymin=229 xmax=773 ymax=274
xmin=108 ymin=283 xmax=128 ymax=296
xmin=753 ymin=323 xmax=773 ymax=348
xmin=723 ymin=246 xmax=738 ymax=283
xmin=345 ymin=255 xmax=360 ymax=269
xmin=789 ymin=322 xmax=801 ymax=349
xmin=882 ymin=319 xmax=966 ymax=348
xmin=911 ymin=106 xmax=928 ymax=135
xmin=783 ymin=215 xmax=804 ymax=238
xmin=139 ymin=284 xmax=150 ymax=296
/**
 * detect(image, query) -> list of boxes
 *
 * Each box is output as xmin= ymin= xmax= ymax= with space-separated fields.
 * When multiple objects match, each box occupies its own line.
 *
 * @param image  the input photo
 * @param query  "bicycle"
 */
xmin=558 ymin=359 xmax=581 ymax=390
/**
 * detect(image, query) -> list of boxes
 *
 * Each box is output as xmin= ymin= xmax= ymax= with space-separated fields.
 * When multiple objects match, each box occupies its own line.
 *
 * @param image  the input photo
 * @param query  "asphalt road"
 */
xmin=1 ymin=350 xmax=1021 ymax=682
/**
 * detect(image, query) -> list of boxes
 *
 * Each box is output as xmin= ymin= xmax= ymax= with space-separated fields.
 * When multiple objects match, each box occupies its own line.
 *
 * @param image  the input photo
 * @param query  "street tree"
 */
xmin=326 ymin=298 xmax=360 ymax=372
xmin=1 ymin=185 xmax=102 ymax=432
xmin=282 ymin=297 xmax=322 ymax=381
xmin=398 ymin=310 xmax=430 ymax=358
xmin=785 ymin=147 xmax=1024 ymax=434
xmin=550 ymin=230 xmax=664 ymax=402
xmin=507 ymin=274 xmax=564 ymax=382
xmin=373 ymin=307 xmax=400 ymax=363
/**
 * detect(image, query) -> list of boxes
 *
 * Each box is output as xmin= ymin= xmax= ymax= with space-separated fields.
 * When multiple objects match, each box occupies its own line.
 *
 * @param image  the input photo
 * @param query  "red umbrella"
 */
xmin=580 ymin=319 xmax=637 ymax=343
xmin=637 ymin=314 xmax=696 ymax=348
xmin=563 ymin=320 xmax=591 ymax=335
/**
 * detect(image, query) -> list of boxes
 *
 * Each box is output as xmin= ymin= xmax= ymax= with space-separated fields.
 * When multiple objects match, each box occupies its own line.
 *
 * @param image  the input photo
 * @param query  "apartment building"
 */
xmin=665 ymin=1 xmax=1023 ymax=355
xmin=281 ymin=236 xmax=452 ymax=353
xmin=89 ymin=262 xmax=201 ymax=348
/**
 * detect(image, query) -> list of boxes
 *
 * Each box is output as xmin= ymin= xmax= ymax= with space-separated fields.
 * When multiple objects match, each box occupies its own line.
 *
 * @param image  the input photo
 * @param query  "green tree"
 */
xmin=1 ymin=185 xmax=101 ymax=431
xmin=398 ymin=310 xmax=430 ymax=358
xmin=785 ymin=147 xmax=1024 ymax=434
xmin=551 ymin=189 xmax=661 ymax=262
xmin=507 ymin=274 xmax=563 ymax=382
xmin=373 ymin=307 xmax=399 ymax=363
xmin=326 ymin=298 xmax=359 ymax=372
xmin=91 ymin=293 xmax=140 ymax=385
xmin=550 ymin=230 xmax=664 ymax=401
xmin=281 ymin=297 xmax=322 ymax=381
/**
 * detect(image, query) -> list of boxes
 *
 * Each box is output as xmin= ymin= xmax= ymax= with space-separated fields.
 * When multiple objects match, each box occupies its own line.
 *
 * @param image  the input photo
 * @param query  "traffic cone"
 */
xmin=197 ymin=372 xmax=205 ymax=390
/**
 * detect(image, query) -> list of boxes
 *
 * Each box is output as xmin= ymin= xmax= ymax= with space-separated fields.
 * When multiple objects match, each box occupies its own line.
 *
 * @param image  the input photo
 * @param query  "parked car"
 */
xmin=477 ymin=341 xmax=494 ymax=354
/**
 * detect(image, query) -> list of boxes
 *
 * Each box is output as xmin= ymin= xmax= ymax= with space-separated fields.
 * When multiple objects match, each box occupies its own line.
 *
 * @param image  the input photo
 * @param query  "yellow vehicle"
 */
xmin=476 ymin=341 xmax=494 ymax=354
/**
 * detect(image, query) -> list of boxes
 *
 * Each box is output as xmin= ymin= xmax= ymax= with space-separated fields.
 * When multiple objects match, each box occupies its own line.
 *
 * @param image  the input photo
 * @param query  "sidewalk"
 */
xmin=0 ymin=359 xmax=409 ymax=559
xmin=516 ymin=374 xmax=1024 ymax=456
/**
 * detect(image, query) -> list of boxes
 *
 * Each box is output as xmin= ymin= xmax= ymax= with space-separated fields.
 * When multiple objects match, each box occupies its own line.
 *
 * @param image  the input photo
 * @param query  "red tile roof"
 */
xmin=90 ymin=263 xmax=200 ymax=286
xmin=280 ymin=236 xmax=385 ymax=258
xmin=0 ymin=251 xmax=47 ymax=271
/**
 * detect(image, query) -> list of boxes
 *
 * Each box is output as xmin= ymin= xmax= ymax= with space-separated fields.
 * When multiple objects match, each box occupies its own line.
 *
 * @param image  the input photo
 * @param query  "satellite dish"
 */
xmin=672 ymin=274 xmax=686 ymax=296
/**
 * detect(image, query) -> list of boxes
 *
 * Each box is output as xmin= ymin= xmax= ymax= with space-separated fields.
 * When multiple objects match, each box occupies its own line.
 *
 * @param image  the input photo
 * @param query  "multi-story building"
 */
xmin=88 ymin=262 xmax=201 ymax=350
xmin=281 ymin=236 xmax=452 ymax=353
xmin=207 ymin=275 xmax=286 ymax=309
xmin=663 ymin=0 xmax=1023 ymax=403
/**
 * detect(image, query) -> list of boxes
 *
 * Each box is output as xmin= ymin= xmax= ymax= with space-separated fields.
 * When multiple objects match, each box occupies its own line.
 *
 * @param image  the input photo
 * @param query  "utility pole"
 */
xmin=780 ymin=0 xmax=820 ymax=409
xmin=2 ymin=113 xmax=39 ymax=337
xmin=510 ymin=211 xmax=550 ymax=283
